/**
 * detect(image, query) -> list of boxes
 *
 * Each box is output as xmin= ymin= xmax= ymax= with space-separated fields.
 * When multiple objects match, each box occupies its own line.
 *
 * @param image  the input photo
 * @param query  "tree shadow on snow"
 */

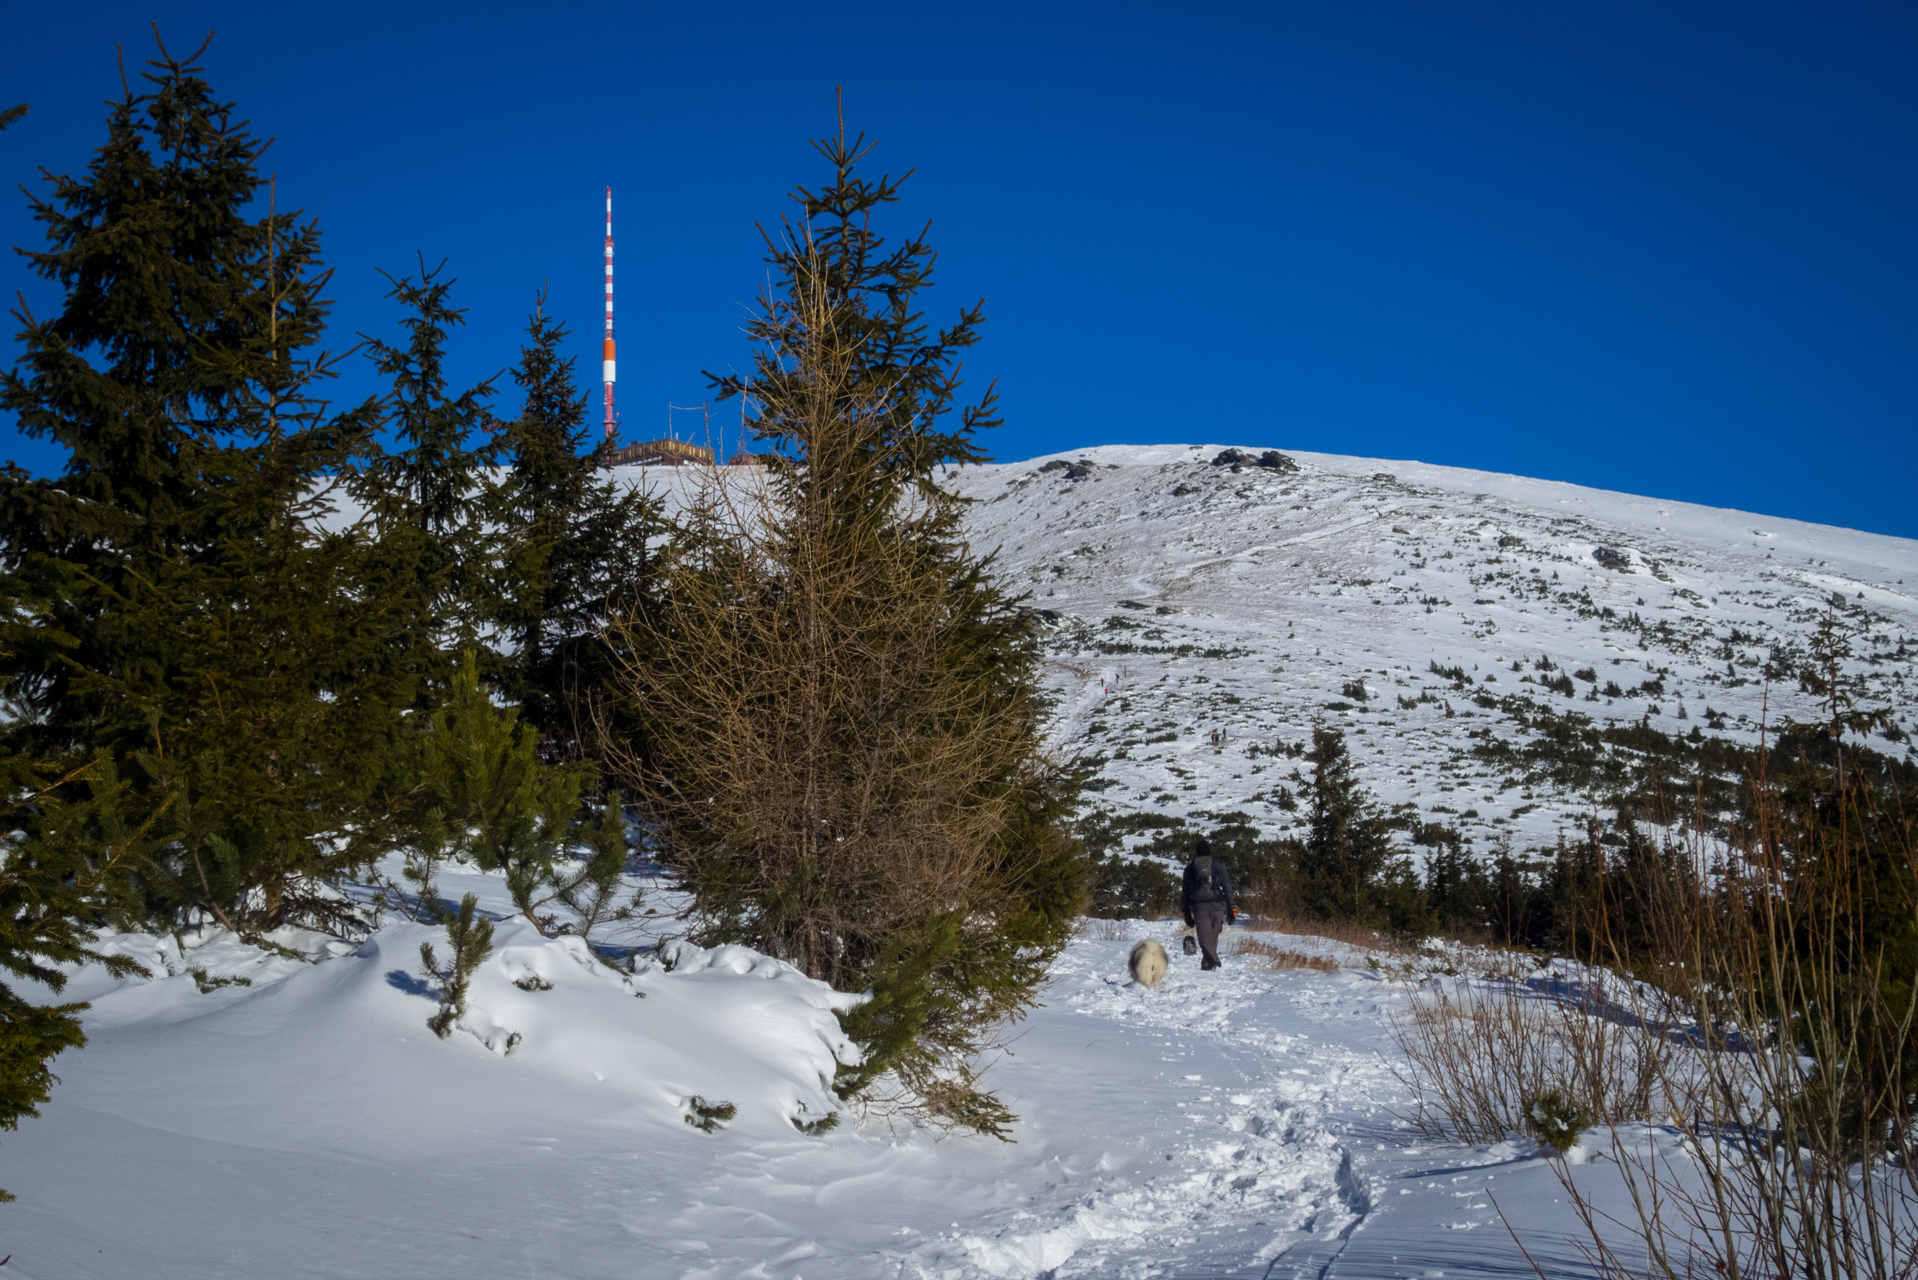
xmin=385 ymin=970 xmax=434 ymax=998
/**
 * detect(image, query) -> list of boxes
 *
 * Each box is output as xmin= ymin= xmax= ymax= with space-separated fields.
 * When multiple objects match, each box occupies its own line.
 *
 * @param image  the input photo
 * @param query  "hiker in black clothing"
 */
xmin=1181 ymin=839 xmax=1236 ymax=970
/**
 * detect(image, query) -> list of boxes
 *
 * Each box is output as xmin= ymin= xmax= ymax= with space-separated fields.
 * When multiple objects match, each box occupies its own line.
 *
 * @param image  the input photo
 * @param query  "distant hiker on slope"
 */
xmin=1181 ymin=839 xmax=1236 ymax=971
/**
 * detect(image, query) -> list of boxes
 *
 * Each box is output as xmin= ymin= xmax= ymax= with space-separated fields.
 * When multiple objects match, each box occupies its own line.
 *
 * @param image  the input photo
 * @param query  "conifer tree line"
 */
xmin=0 ymin=38 xmax=1082 ymax=1150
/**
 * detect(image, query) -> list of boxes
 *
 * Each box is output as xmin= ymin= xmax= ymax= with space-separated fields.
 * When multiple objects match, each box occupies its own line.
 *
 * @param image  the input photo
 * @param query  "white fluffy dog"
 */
xmin=1128 ymin=938 xmax=1169 ymax=988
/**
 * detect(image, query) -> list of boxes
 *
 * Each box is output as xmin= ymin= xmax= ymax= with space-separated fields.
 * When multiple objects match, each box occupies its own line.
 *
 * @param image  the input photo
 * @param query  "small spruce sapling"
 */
xmin=553 ymin=790 xmax=637 ymax=948
xmin=1522 ymin=1087 xmax=1587 ymax=1156
xmin=791 ymin=1107 xmax=840 ymax=1136
xmin=683 ymin=1096 xmax=737 ymax=1133
xmin=189 ymin=969 xmax=252 ymax=993
xmin=420 ymin=893 xmax=495 ymax=1039
xmin=414 ymin=652 xmax=594 ymax=934
xmin=393 ymin=807 xmax=453 ymax=922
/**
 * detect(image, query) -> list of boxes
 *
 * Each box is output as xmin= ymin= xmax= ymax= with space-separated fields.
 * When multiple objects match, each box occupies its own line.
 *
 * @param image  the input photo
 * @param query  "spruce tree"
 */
xmin=0 ymin=36 xmax=398 ymax=935
xmin=351 ymin=263 xmax=499 ymax=679
xmin=608 ymin=120 xmax=1083 ymax=1135
xmin=492 ymin=298 xmax=658 ymax=744
xmin=1421 ymin=833 xmax=1492 ymax=936
xmin=1 ymin=36 xmax=282 ymax=761
xmin=1298 ymin=727 xmax=1431 ymax=938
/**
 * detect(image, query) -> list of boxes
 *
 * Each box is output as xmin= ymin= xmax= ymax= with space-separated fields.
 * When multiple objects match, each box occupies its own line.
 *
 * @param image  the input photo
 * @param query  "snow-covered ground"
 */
xmin=11 ymin=878 xmax=1639 ymax=1279
xmin=13 ymin=444 xmax=1914 ymax=1276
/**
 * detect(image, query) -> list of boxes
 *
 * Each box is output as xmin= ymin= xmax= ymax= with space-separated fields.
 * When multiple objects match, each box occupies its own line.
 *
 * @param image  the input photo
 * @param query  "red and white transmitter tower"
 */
xmin=601 ymin=187 xmax=617 ymax=439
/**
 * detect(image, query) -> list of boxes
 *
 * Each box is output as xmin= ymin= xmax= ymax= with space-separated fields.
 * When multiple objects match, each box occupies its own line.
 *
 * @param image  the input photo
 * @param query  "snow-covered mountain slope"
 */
xmin=950 ymin=444 xmax=1918 ymax=858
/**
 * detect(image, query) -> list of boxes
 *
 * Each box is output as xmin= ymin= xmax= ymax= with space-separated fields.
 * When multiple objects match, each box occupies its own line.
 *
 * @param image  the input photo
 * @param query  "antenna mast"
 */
xmin=602 ymin=187 xmax=616 ymax=440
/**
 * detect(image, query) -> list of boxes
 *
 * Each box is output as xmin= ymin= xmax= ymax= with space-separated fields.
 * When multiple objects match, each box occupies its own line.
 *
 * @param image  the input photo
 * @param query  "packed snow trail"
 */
xmin=6 ymin=907 xmax=1629 ymax=1279
xmin=906 ymin=919 xmax=1616 ymax=1280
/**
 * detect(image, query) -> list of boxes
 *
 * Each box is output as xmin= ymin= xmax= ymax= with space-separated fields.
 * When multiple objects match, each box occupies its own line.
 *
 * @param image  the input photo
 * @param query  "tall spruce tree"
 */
xmin=492 ymin=298 xmax=658 ymax=745
xmin=1297 ymin=727 xmax=1431 ymax=938
xmin=350 ymin=262 xmax=499 ymax=682
xmin=0 ymin=34 xmax=413 ymax=1175
xmin=0 ymin=36 xmax=409 ymax=936
xmin=607 ymin=120 xmax=1083 ymax=1135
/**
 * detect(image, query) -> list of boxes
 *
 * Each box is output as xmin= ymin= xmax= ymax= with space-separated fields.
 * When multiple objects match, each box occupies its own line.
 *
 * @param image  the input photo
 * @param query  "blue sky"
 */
xmin=4 ymin=1 xmax=1914 ymax=536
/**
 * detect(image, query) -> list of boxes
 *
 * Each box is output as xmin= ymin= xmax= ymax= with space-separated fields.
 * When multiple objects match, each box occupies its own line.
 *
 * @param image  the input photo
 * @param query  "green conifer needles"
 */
xmin=704 ymin=111 xmax=997 ymax=482
xmin=1297 ymin=727 xmax=1433 ymax=940
xmin=0 ymin=753 xmax=152 ymax=1198
xmin=421 ymin=893 xmax=495 ymax=1040
xmin=411 ymin=654 xmax=624 ymax=937
xmin=0 ymin=35 xmax=660 ymax=1191
xmin=0 ymin=36 xmax=394 ymax=939
xmin=490 ymin=298 xmax=658 ymax=745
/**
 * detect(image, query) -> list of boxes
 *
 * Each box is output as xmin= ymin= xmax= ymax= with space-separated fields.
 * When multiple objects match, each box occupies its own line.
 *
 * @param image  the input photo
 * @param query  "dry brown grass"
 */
xmin=1238 ymin=910 xmax=1416 ymax=957
xmin=1229 ymin=936 xmax=1338 ymax=972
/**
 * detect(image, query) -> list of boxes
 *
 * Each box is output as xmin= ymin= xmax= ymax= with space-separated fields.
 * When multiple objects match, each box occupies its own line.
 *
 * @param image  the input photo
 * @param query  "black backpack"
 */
xmin=1189 ymin=855 xmax=1224 ymax=904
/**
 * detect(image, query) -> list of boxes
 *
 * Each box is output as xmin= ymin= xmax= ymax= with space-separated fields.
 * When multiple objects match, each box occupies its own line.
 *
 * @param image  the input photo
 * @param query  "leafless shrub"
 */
xmin=1537 ymin=770 xmax=1918 ymax=1280
xmin=1390 ymin=969 xmax=1690 ymax=1147
xmin=1405 ymin=737 xmax=1918 ymax=1280
xmin=1241 ymin=908 xmax=1417 ymax=958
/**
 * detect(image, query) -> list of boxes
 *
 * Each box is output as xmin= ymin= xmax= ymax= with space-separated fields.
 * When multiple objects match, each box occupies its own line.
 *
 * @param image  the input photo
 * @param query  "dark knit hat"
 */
xmin=1194 ymin=838 xmax=1212 ymax=858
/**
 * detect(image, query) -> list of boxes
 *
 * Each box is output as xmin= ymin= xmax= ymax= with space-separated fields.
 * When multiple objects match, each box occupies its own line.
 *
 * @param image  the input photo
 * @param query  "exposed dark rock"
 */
xmin=1593 ymin=546 xmax=1632 ymax=571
